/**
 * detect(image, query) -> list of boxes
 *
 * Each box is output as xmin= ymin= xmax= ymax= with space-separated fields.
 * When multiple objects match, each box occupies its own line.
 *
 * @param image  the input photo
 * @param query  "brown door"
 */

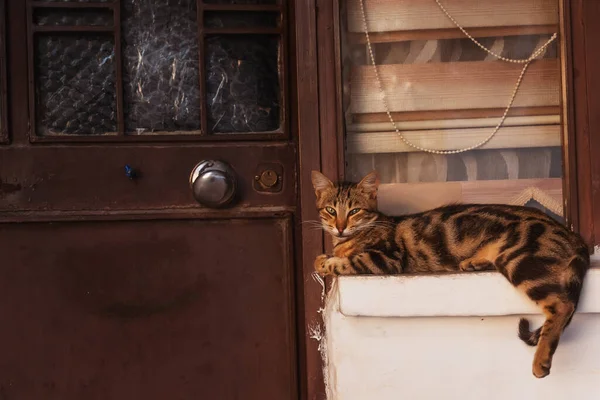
xmin=0 ymin=1 xmax=300 ymax=399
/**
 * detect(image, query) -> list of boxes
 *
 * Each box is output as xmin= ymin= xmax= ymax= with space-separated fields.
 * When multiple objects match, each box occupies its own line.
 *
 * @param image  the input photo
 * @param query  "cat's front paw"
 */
xmin=532 ymin=358 xmax=551 ymax=379
xmin=314 ymin=254 xmax=333 ymax=276
xmin=459 ymin=258 xmax=494 ymax=272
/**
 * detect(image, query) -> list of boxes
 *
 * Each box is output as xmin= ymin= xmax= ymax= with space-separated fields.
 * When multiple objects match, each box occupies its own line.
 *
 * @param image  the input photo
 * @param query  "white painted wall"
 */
xmin=322 ymin=267 xmax=600 ymax=400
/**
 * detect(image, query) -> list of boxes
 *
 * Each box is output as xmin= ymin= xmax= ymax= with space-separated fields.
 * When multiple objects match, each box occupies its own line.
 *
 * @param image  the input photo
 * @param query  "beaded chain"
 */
xmin=358 ymin=0 xmax=558 ymax=154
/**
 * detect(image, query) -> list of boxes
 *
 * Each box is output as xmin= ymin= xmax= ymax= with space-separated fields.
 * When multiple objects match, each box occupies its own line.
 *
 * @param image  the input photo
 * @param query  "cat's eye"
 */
xmin=348 ymin=208 xmax=361 ymax=216
xmin=325 ymin=207 xmax=337 ymax=216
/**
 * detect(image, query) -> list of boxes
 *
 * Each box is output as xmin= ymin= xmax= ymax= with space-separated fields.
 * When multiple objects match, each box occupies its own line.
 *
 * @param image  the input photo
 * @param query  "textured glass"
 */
xmin=206 ymin=35 xmax=280 ymax=133
xmin=204 ymin=11 xmax=279 ymax=29
xmin=39 ymin=0 xmax=111 ymax=2
xmin=34 ymin=9 xmax=113 ymax=26
xmin=122 ymin=0 xmax=201 ymax=133
xmin=204 ymin=0 xmax=277 ymax=4
xmin=35 ymin=36 xmax=116 ymax=135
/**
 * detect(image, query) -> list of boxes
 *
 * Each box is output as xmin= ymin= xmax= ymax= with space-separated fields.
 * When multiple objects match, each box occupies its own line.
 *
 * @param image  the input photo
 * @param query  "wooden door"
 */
xmin=0 ymin=1 xmax=304 ymax=399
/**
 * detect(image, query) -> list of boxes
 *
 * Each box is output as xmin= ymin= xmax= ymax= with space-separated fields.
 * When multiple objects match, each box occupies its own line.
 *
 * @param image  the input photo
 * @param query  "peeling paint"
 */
xmin=308 ymin=322 xmax=323 ymax=342
xmin=308 ymin=271 xmax=330 ymax=397
xmin=308 ymin=319 xmax=329 ymax=397
xmin=312 ymin=271 xmax=326 ymax=304
xmin=322 ymin=279 xmax=339 ymax=400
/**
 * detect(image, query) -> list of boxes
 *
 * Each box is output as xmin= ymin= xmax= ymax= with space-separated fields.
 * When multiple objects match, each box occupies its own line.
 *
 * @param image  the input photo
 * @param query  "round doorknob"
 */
xmin=189 ymin=160 xmax=237 ymax=208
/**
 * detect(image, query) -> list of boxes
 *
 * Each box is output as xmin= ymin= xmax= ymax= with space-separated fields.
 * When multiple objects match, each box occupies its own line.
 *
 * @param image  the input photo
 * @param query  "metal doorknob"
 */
xmin=189 ymin=160 xmax=237 ymax=208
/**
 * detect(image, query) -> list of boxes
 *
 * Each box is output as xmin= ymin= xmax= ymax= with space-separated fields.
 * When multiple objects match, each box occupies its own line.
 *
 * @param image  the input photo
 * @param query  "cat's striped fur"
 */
xmin=311 ymin=170 xmax=589 ymax=379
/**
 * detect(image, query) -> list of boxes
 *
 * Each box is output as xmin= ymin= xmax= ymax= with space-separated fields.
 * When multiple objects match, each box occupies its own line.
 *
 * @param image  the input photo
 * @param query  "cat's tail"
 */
xmin=562 ymin=245 xmax=590 ymax=328
xmin=518 ymin=243 xmax=589 ymax=347
xmin=518 ymin=318 xmax=541 ymax=346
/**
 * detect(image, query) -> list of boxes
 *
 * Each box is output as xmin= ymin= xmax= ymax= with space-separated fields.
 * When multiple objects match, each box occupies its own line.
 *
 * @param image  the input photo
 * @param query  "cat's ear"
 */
xmin=311 ymin=170 xmax=334 ymax=196
xmin=358 ymin=170 xmax=380 ymax=199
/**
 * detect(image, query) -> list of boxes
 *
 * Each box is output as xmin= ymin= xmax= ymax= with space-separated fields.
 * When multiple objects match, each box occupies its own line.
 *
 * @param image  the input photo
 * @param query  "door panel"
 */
xmin=1 ymin=0 xmax=303 ymax=399
xmin=0 ymin=144 xmax=295 ymax=212
xmin=0 ymin=217 xmax=296 ymax=399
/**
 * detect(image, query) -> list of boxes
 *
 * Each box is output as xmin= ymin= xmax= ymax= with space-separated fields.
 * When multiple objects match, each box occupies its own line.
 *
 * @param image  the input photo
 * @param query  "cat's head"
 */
xmin=311 ymin=171 xmax=380 ymax=239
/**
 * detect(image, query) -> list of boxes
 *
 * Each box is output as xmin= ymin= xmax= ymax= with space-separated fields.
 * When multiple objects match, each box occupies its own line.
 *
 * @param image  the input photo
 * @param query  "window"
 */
xmin=27 ymin=0 xmax=285 ymax=141
xmin=340 ymin=0 xmax=566 ymax=223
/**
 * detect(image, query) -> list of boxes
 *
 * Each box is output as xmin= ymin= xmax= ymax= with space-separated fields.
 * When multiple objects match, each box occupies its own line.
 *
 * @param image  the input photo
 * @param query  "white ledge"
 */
xmin=338 ymin=266 xmax=600 ymax=318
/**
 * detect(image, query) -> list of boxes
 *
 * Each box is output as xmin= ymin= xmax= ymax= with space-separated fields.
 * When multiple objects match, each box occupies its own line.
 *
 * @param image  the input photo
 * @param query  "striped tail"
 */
xmin=518 ymin=318 xmax=541 ymax=346
xmin=518 ymin=244 xmax=589 ymax=347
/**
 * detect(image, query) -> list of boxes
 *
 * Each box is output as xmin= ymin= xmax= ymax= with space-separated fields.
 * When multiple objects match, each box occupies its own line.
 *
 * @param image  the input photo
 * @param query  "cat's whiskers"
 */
xmin=300 ymin=220 xmax=330 ymax=232
xmin=354 ymin=220 xmax=395 ymax=233
xmin=301 ymin=220 xmax=323 ymax=225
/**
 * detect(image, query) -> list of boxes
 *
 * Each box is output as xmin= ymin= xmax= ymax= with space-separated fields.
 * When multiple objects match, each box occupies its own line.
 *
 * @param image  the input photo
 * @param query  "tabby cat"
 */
xmin=311 ymin=170 xmax=589 ymax=379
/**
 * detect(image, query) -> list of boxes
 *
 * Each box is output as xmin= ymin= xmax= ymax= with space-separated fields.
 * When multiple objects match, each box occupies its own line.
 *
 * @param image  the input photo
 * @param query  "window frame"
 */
xmin=562 ymin=0 xmax=599 ymax=249
xmin=24 ymin=0 xmax=289 ymax=143
xmin=312 ymin=0 xmax=599 ymax=250
xmin=295 ymin=3 xmax=600 ymax=397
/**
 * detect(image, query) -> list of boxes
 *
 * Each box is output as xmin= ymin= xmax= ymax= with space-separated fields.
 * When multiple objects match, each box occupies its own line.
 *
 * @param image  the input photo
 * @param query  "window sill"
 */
xmin=337 ymin=260 xmax=600 ymax=318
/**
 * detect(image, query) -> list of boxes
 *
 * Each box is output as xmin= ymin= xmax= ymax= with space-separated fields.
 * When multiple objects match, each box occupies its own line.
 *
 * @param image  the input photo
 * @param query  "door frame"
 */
xmin=295 ymin=0 xmax=345 ymax=399
xmin=294 ymin=0 xmax=327 ymax=398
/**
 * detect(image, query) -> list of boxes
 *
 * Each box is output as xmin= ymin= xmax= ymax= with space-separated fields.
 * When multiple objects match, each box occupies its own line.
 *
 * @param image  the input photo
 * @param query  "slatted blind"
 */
xmin=342 ymin=0 xmax=564 ymax=218
xmin=346 ymin=0 xmax=558 ymax=34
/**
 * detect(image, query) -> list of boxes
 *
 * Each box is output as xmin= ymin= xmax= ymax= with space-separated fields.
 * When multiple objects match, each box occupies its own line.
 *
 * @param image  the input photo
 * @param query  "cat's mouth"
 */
xmin=333 ymin=231 xmax=352 ymax=239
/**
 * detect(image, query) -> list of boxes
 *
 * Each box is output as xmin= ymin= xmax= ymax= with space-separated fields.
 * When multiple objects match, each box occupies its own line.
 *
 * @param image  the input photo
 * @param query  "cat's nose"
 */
xmin=337 ymin=228 xmax=344 ymax=235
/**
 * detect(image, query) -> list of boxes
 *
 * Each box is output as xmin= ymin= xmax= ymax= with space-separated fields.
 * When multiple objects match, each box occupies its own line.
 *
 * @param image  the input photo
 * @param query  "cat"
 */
xmin=311 ymin=170 xmax=589 ymax=379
